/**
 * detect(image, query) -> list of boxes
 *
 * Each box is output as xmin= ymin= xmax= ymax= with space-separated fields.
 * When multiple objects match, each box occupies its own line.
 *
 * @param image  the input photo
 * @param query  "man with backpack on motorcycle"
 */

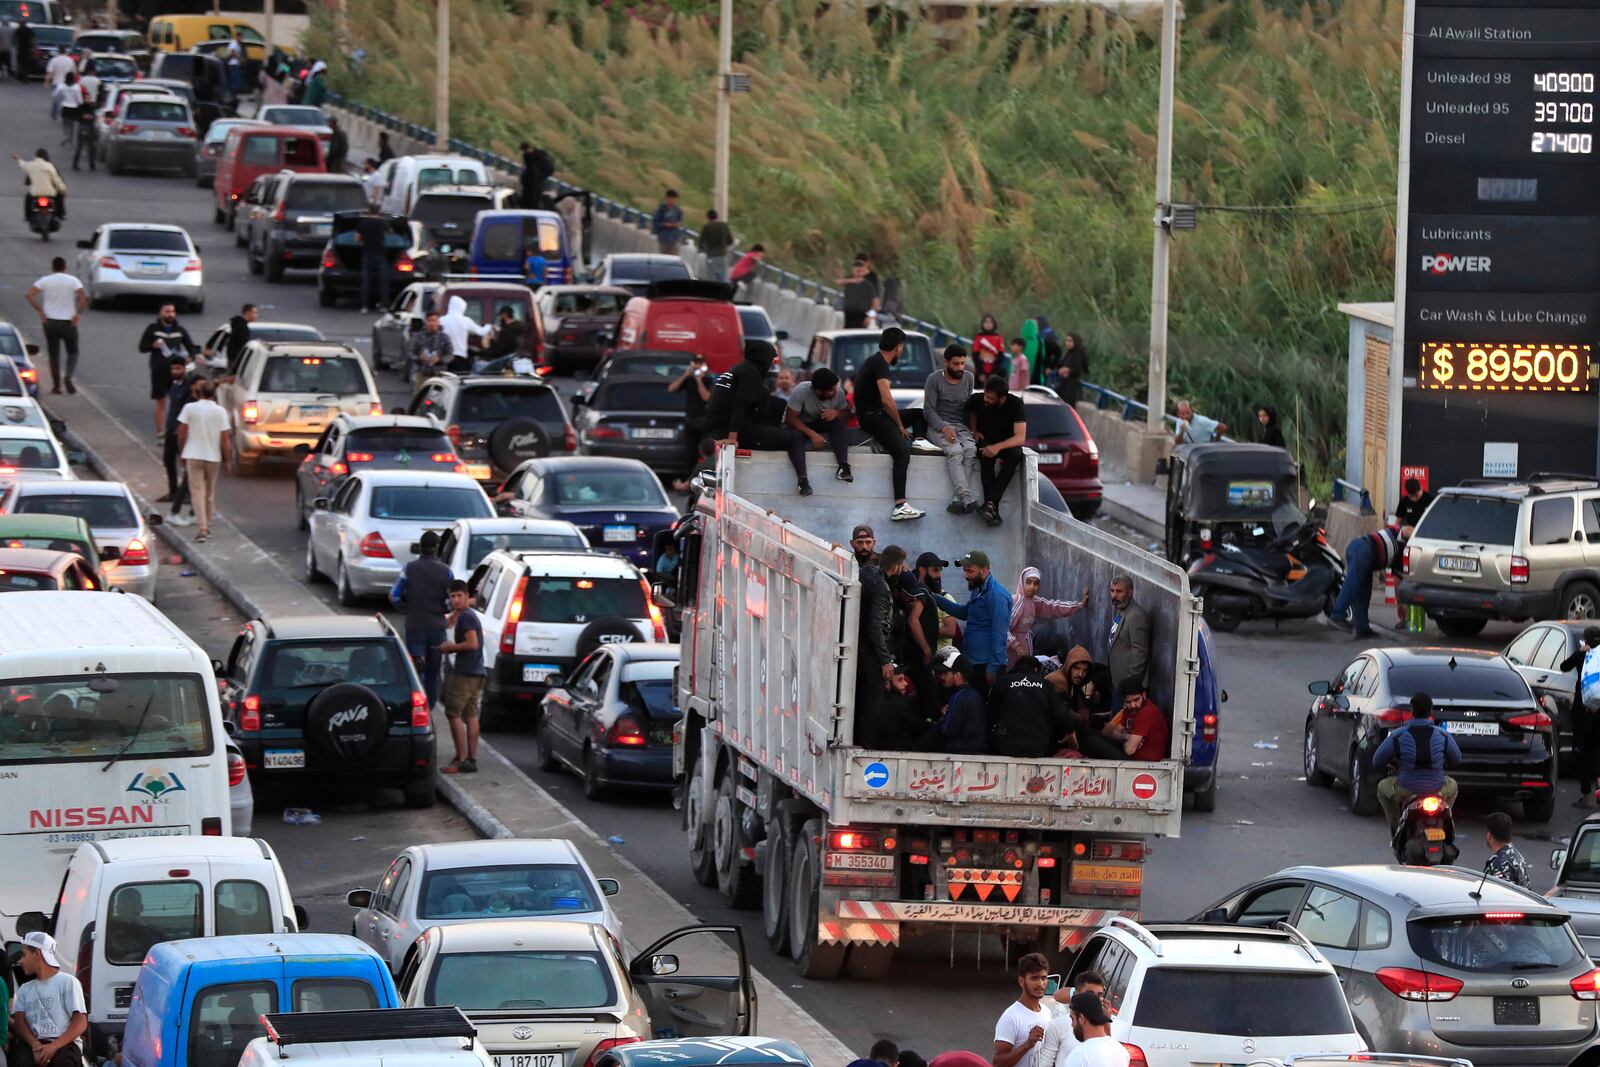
xmin=1372 ymin=692 xmax=1462 ymax=830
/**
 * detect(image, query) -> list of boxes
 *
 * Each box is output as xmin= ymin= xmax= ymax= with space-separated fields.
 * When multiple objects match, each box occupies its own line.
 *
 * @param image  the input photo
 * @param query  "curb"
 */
xmin=435 ymin=773 xmax=515 ymax=840
xmin=1099 ymin=489 xmax=1163 ymax=542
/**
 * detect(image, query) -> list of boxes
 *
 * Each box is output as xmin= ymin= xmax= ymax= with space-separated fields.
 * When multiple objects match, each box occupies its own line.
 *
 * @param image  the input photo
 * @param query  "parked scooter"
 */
xmin=1187 ymin=509 xmax=1345 ymax=632
xmin=1393 ymin=793 xmax=1459 ymax=865
xmin=27 ymin=195 xmax=60 ymax=240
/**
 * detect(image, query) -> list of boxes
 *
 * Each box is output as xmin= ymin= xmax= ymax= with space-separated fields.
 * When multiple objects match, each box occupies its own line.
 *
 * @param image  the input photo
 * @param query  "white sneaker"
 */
xmin=169 ymin=511 xmax=195 ymax=527
xmin=891 ymin=502 xmax=925 ymax=521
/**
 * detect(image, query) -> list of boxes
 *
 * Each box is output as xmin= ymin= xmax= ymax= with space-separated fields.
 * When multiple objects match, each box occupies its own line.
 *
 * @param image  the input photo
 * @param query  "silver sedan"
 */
xmin=2 ymin=479 xmax=161 ymax=602
xmin=76 ymin=223 xmax=204 ymax=313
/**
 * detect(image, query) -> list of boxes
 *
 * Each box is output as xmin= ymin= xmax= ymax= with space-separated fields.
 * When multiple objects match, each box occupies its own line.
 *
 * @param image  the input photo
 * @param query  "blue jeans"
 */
xmin=406 ymin=628 xmax=447 ymax=707
xmin=703 ymin=254 xmax=728 ymax=282
xmin=1331 ymin=536 xmax=1375 ymax=634
xmin=360 ymin=254 xmax=388 ymax=311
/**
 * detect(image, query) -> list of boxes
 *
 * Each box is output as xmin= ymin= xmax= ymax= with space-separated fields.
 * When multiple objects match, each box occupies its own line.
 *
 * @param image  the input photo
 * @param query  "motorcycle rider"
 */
xmin=12 ymin=148 xmax=66 ymax=223
xmin=1372 ymin=692 xmax=1462 ymax=829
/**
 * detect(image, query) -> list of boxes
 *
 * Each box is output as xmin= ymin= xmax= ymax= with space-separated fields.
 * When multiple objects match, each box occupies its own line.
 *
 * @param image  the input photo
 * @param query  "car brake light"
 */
xmin=1200 ymin=712 xmax=1217 ymax=743
xmin=431 ymin=453 xmax=459 ymax=465
xmin=240 ymin=694 xmax=261 ymax=732
xmin=535 ymin=364 xmax=556 ymax=377
xmin=1121 ymin=1046 xmax=1145 ymax=1067
xmin=1036 ymin=856 xmax=1057 ymax=868
xmin=183 ymin=258 xmax=201 ymax=272
xmin=201 ymin=817 xmax=222 ymax=835
xmin=446 ymin=425 xmax=461 ymax=448
xmin=358 ymin=532 xmax=392 ymax=558
xmin=1572 ymin=968 xmax=1600 ymax=1000
xmin=1199 ymin=526 xmax=1212 ymax=550
xmin=98 ymin=256 xmax=119 ymax=270
xmin=608 ymin=715 xmax=647 ymax=746
xmin=829 ymin=830 xmax=878 ymax=850
xmin=1483 ymin=911 xmax=1525 ymax=920
xmin=411 ymin=689 xmax=430 ymax=728
xmin=1376 ymin=706 xmax=1410 ymax=725
xmin=1376 ymin=966 xmax=1462 ymax=1002
xmin=329 ymin=461 xmax=348 ymax=476
xmin=17 ymin=367 xmax=35 ymax=383
xmin=501 ymin=576 xmax=529 ymax=653
xmin=346 ymin=452 xmax=374 ymax=464
xmin=320 ymin=249 xmax=336 ymax=270
xmin=1511 ymin=555 xmax=1530 ymax=583
xmin=1507 ymin=710 xmax=1553 ymax=730
xmin=242 ymin=400 xmax=260 ymax=425
xmin=396 ymin=253 xmax=415 ymax=273
xmin=583 ymin=1038 xmax=642 ymax=1067
xmin=1091 ymin=839 xmax=1146 ymax=861
xmin=1403 ymin=545 xmax=1412 ymax=574
xmin=369 ymin=401 xmax=384 ymax=416
xmin=227 ymin=749 xmax=246 ymax=786
xmin=176 ymin=126 xmax=195 ymax=138
xmin=564 ymin=425 xmax=576 ymax=452
xmin=121 ymin=538 xmax=150 ymax=567
xmin=118 ymin=123 xmax=136 ymax=134
xmin=588 ymin=426 xmax=624 ymax=440
xmin=1419 ymin=795 xmax=1443 ymax=814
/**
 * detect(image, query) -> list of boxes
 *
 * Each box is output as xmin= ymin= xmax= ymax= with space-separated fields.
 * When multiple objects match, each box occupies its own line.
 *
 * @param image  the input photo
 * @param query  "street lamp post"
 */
xmin=435 ymin=0 xmax=449 ymax=149
xmin=712 ymin=0 xmax=732 ymax=219
xmin=1146 ymin=0 xmax=1178 ymax=434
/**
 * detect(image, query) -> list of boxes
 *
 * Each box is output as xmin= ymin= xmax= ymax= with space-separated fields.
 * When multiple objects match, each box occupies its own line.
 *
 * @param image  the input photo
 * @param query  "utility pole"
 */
xmin=263 ymin=0 xmax=274 ymax=58
xmin=1145 ymin=0 xmax=1178 ymax=434
xmin=106 ymin=0 xmax=116 ymax=28
xmin=435 ymin=0 xmax=449 ymax=148
xmin=712 ymin=0 xmax=732 ymax=219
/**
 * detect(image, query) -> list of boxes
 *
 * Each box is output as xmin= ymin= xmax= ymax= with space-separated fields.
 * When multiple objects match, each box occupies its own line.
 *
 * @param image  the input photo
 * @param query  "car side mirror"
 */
xmin=597 ymin=878 xmax=620 ymax=897
xmin=192 ymin=244 xmax=201 ymax=254
xmin=147 ymin=512 xmax=164 ymax=527
xmin=1553 ymin=847 xmax=1569 ymax=871
xmin=211 ymin=657 xmax=225 ymax=674
xmin=16 ymin=911 xmax=49 ymax=937
xmin=99 ymin=545 xmax=121 ymax=562
xmin=649 ymin=953 xmax=679 ymax=976
xmin=67 ymin=450 xmax=86 ymax=466
xmin=346 ymin=889 xmax=372 ymax=909
xmin=1335 ymin=694 xmax=1350 ymax=710
xmin=651 ymin=583 xmax=675 ymax=610
xmin=1307 ymin=680 xmax=1330 ymax=695
xmin=76 ymin=238 xmax=92 ymax=249
xmin=1155 ymin=457 xmax=1169 ymax=476
xmin=1200 ymin=907 xmax=1228 ymax=923
xmin=25 ymin=344 xmax=40 ymax=356
xmin=293 ymin=904 xmax=309 ymax=930
xmin=313 ymin=498 xmax=330 ymax=510
xmin=1220 ymin=689 xmax=1229 ymax=703
xmin=223 ymin=719 xmax=237 ymax=737
xmin=776 ymin=329 xmax=789 ymax=341
xmin=570 ymin=394 xmax=585 ymax=407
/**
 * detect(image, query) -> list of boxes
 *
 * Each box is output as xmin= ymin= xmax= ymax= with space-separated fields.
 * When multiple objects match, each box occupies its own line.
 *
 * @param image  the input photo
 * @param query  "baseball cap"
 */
xmin=22 ymin=931 xmax=60 ymax=967
xmin=956 ymin=549 xmax=990 ymax=569
xmin=1069 ymin=990 xmax=1112 ymax=1026
xmin=915 ymin=551 xmax=949 ymax=568
xmin=939 ymin=654 xmax=975 ymax=679
xmin=851 ymin=524 xmax=875 ymax=541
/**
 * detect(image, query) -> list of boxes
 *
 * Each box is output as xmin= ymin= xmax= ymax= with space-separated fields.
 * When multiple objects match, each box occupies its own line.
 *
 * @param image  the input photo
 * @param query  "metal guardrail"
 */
xmin=1332 ymin=478 xmax=1376 ymax=515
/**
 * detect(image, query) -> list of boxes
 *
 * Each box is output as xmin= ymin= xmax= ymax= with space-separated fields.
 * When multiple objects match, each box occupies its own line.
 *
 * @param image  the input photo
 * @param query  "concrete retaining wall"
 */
xmin=1078 ymin=404 xmax=1172 ymax=483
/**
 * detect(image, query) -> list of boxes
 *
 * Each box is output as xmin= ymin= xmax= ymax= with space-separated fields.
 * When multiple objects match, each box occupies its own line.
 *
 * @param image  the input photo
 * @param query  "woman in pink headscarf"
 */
xmin=1008 ymin=566 xmax=1087 ymax=666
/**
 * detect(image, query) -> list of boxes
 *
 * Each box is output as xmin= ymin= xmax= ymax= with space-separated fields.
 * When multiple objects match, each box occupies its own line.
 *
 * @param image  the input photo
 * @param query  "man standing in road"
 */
xmin=838 ymin=258 xmax=879 ymax=329
xmin=1483 ymin=811 xmax=1531 ymax=887
xmin=993 ymin=953 xmax=1052 ymax=1067
xmin=139 ymin=304 xmax=198 ymax=439
xmin=932 ymin=550 xmax=1011 ymax=695
xmin=356 ymin=201 xmax=391 ymax=314
xmin=1037 ymin=972 xmax=1107 ymax=1067
xmin=698 ymin=209 xmax=732 ymax=282
xmin=1107 ymin=574 xmax=1151 ymax=698
xmin=651 ymin=189 xmax=684 ymax=256
xmin=175 ymin=379 xmax=229 ymax=543
xmin=9 ymin=932 xmax=87 ymax=1067
xmin=325 ymin=116 xmax=348 ymax=173
xmin=668 ymin=353 xmax=713 ymax=489
xmin=389 ymin=530 xmax=453 ymax=711
xmin=23 ymin=256 xmax=84 ymax=395
xmin=156 ymin=356 xmax=194 ymax=512
xmin=220 ymin=303 xmax=257 ymax=374
xmin=1061 ymin=990 xmax=1128 ymax=1067
xmin=408 ymin=309 xmax=454 ymax=386
xmin=854 ymin=327 xmax=923 ymax=522
xmin=43 ymin=49 xmax=73 ymax=116
xmin=783 ymin=366 xmax=851 ymax=496
xmin=437 ymin=579 xmax=486 ymax=775
xmin=924 ymin=344 xmax=978 ymax=513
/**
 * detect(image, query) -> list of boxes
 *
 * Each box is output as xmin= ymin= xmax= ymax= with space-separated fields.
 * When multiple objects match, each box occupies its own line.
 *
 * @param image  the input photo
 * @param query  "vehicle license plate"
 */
xmin=523 ymin=664 xmax=557 ymax=683
xmin=494 ymin=1056 xmax=561 ymax=1067
xmin=142 ymin=129 xmax=168 ymax=139
xmin=295 ymin=405 xmax=329 ymax=420
xmin=466 ymin=464 xmax=493 ymax=481
xmin=1494 ymin=997 xmax=1539 ymax=1025
xmin=264 ymin=749 xmax=305 ymax=769
xmin=603 ymin=525 xmax=636 ymax=543
xmin=1037 ymin=453 xmax=1064 ymax=465
xmin=1424 ymin=827 xmax=1446 ymax=841
xmin=1445 ymin=720 xmax=1498 ymax=736
xmin=311 ymin=222 xmax=332 ymax=237
xmin=138 ymin=261 xmax=166 ymax=275
xmin=826 ymin=852 xmax=893 ymax=870
xmin=631 ymin=427 xmax=675 ymax=440
xmin=1437 ymin=554 xmax=1479 ymax=574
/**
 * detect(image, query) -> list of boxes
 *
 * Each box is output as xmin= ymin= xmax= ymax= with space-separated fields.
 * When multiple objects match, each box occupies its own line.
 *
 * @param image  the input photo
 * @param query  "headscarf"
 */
xmin=1022 ymin=318 xmax=1041 ymax=367
xmin=1009 ymin=566 xmax=1044 ymax=635
xmin=1256 ymin=405 xmax=1286 ymax=447
xmin=1007 ymin=566 xmax=1084 ymax=666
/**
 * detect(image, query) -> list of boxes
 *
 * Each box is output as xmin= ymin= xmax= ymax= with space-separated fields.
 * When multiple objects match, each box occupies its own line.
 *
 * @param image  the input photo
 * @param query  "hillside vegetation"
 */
xmin=311 ymin=0 xmax=1403 ymax=484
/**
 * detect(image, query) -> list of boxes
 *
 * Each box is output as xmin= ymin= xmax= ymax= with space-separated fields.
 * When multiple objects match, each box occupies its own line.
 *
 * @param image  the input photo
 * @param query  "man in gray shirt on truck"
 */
xmin=924 ymin=343 xmax=978 ymax=514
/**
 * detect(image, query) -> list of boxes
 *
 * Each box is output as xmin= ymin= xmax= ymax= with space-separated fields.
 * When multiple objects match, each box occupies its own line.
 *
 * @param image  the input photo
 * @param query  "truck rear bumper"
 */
xmin=821 ymin=900 xmax=1136 ymax=952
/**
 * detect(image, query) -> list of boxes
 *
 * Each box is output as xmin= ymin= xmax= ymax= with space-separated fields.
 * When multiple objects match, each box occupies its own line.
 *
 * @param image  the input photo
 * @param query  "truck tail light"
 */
xmin=1376 ymin=967 xmax=1462 ymax=1002
xmin=227 ymin=749 xmax=246 ymax=786
xmin=242 ymin=399 xmax=260 ymax=425
xmin=121 ymin=538 xmax=150 ymax=567
xmin=829 ymin=829 xmax=878 ymax=850
xmin=1200 ymin=712 xmax=1217 ymax=743
xmin=1091 ymin=839 xmax=1146 ymax=861
xmin=1511 ymin=555 xmax=1530 ymax=584
xmin=501 ymin=576 xmax=529 ymax=653
xmin=411 ymin=689 xmax=430 ymax=728
xmin=240 ymin=694 xmax=261 ymax=732
xmin=608 ymin=715 xmax=647 ymax=746
xmin=358 ymin=532 xmax=392 ymax=558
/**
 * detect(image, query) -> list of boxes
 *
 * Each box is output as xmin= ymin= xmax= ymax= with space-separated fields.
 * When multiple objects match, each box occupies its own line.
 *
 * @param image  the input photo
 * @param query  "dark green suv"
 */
xmin=217 ymin=614 xmax=436 ymax=807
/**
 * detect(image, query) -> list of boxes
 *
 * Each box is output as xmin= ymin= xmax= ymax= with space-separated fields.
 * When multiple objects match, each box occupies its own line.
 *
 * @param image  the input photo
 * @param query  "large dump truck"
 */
xmin=668 ymin=445 xmax=1200 ymax=978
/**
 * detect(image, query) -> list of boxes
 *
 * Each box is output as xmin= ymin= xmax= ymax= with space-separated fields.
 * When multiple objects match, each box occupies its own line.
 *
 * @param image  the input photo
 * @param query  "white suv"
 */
xmin=1065 ymin=918 xmax=1364 ymax=1067
xmin=218 ymin=340 xmax=382 ymax=472
xmin=468 ymin=549 xmax=665 ymax=722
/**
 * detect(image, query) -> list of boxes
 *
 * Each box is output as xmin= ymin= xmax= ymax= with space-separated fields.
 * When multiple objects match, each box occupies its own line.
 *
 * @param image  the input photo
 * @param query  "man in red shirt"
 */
xmin=1108 ymin=684 xmax=1168 ymax=761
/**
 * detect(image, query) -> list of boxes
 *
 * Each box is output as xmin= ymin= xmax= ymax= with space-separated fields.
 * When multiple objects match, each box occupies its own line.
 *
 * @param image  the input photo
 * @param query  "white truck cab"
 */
xmin=17 ymin=835 xmax=301 ymax=1057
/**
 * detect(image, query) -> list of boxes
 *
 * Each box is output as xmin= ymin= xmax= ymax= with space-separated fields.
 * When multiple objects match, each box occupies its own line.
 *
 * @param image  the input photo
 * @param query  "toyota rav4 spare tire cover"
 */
xmin=574 ymin=616 xmax=642 ymax=661
xmin=488 ymin=418 xmax=552 ymax=473
xmin=304 ymin=683 xmax=391 ymax=765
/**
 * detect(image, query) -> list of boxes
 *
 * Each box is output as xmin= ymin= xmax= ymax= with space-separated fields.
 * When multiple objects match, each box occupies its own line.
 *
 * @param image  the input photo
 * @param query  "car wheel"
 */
xmin=264 ymin=248 xmax=284 ymax=283
xmin=1348 ymin=746 xmax=1379 ymax=816
xmin=188 ymin=296 xmax=204 ymax=315
xmin=336 ymin=556 xmax=358 ymax=606
xmin=1564 ymin=581 xmax=1600 ymax=621
xmin=535 ymin=714 xmax=559 ymax=772
xmin=106 ymin=151 xmax=123 ymax=176
xmin=294 ymin=484 xmax=308 ymax=531
xmin=1191 ymin=771 xmax=1217 ymax=812
xmin=1304 ymin=718 xmax=1332 ymax=786
xmin=581 ymin=744 xmax=604 ymax=800
xmin=713 ymin=770 xmax=759 ymax=909
xmin=1525 ymin=788 xmax=1556 ymax=823
xmin=247 ymin=241 xmax=262 ymax=274
xmin=1433 ymin=615 xmax=1488 ymax=639
xmin=1202 ymin=597 xmax=1244 ymax=633
xmin=371 ymin=330 xmax=387 ymax=370
xmin=402 ymin=762 xmax=437 ymax=809
xmin=789 ymin=818 xmax=845 ymax=979
xmin=763 ymin=802 xmax=798 ymax=955
xmin=304 ymin=537 xmax=323 ymax=582
xmin=685 ymin=759 xmax=717 ymax=887
xmin=318 ymin=285 xmax=335 ymax=308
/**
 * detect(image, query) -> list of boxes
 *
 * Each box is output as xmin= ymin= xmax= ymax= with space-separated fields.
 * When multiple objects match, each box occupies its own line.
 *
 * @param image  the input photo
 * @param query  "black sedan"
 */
xmin=1303 ymin=646 xmax=1556 ymax=821
xmin=497 ymin=455 xmax=678 ymax=572
xmin=1503 ymin=619 xmax=1589 ymax=765
xmin=536 ymin=642 xmax=681 ymax=798
xmin=577 ymin=349 xmax=693 ymax=404
xmin=573 ymin=374 xmax=688 ymax=473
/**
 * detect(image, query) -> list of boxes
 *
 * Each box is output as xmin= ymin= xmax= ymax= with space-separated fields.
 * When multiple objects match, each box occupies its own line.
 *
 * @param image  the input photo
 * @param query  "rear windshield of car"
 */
xmin=204 ymin=120 xmax=250 ymax=145
xmin=526 ymin=576 xmax=646 ymax=622
xmin=0 ymin=534 xmax=91 ymax=558
xmin=552 ymin=291 xmax=628 ymax=316
xmin=347 ymin=427 xmax=452 ymax=455
xmin=107 ymin=230 xmax=189 ymax=253
xmin=252 ymin=326 xmax=323 ymax=343
xmin=260 ymin=356 xmax=367 ymax=395
xmin=427 ymin=951 xmax=615 ymax=1012
xmin=0 ymin=437 xmax=60 ymax=470
xmin=32 ymin=25 xmax=70 ymax=42
xmin=456 ymin=386 xmax=562 ymax=425
xmin=831 ymin=335 xmax=933 ymax=389
xmin=593 ymin=383 xmax=685 ymax=413
xmin=465 ymin=532 xmax=584 ymax=569
xmin=417 ymin=863 xmax=598 ymax=920
xmin=478 ymin=218 xmax=562 ymax=262
xmin=611 ymin=257 xmax=690 ymax=285
xmin=284 ymin=182 xmax=367 ymax=213
xmin=1131 ymin=968 xmax=1353 ymax=1037
xmin=417 ymin=165 xmax=479 ymax=191
xmin=0 ymin=363 xmax=20 ymax=396
xmin=258 ymin=640 xmax=410 ymax=690
xmin=125 ymin=99 xmax=188 ymax=123
xmin=414 ymin=194 xmax=491 ymax=233
xmin=0 ymin=333 xmax=26 ymax=357
xmin=550 ymin=470 xmax=668 ymax=508
xmin=738 ymin=308 xmax=774 ymax=340
xmin=626 ymin=678 xmax=675 ymax=718
xmin=1416 ymin=495 xmax=1520 ymax=546
xmin=1024 ymin=402 xmax=1085 ymax=440
xmin=93 ymin=56 xmax=136 ymax=77
xmin=1385 ymin=662 xmax=1530 ymax=701
xmin=0 ymin=571 xmax=58 ymax=592
xmin=15 ymin=493 xmax=133 ymax=528
xmin=265 ymin=107 xmax=325 ymax=126
xmin=1408 ymin=915 xmax=1581 ymax=972
xmin=369 ymin=486 xmax=491 ymax=522
xmin=607 ymin=355 xmax=692 ymax=380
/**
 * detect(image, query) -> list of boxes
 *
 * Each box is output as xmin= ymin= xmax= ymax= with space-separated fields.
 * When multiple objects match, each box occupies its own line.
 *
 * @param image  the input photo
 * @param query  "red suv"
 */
xmin=1020 ymin=386 xmax=1101 ymax=519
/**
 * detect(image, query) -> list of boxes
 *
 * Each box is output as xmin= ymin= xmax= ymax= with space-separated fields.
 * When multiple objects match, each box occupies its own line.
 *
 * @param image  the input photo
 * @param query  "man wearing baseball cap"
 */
xmin=1062 ymin=989 xmax=1126 ymax=1067
xmin=936 ymin=653 xmax=987 ymax=754
xmin=931 ymin=549 xmax=1012 ymax=695
xmin=10 ymin=931 xmax=87 ymax=1067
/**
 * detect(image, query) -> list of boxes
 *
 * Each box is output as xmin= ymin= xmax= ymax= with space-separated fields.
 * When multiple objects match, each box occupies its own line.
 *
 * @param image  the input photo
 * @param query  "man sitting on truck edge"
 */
xmin=852 ymin=327 xmax=924 ymax=522
xmin=784 ymin=365 xmax=852 ymax=496
xmin=9 ymin=932 xmax=86 ymax=1067
xmin=923 ymin=343 xmax=979 ymax=513
xmin=936 ymin=653 xmax=987 ymax=755
xmin=966 ymin=376 xmax=1028 ymax=527
xmin=932 ymin=550 xmax=1011 ymax=695
xmin=719 ymin=340 xmax=788 ymax=452
xmin=994 ymin=952 xmax=1053 ymax=1067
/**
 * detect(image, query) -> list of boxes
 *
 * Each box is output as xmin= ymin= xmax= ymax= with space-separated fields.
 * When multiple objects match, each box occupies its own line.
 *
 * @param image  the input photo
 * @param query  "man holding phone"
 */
xmin=669 ymin=353 xmax=713 ymax=489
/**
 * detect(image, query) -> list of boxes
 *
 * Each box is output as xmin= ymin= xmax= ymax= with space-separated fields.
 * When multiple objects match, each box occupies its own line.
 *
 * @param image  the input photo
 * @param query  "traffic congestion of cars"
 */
xmin=7 ymin=21 xmax=1600 ymax=1067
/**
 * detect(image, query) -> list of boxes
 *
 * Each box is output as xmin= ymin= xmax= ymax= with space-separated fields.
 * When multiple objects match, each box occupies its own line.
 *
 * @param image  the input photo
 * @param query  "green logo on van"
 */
xmin=125 ymin=768 xmax=187 ymax=802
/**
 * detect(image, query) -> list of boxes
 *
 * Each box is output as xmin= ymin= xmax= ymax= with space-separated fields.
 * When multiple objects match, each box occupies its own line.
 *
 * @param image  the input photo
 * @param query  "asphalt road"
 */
xmin=0 ymin=79 xmax=1584 ymax=1058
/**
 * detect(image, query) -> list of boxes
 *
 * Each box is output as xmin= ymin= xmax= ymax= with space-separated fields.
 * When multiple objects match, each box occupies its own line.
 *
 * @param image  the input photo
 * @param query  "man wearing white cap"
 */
xmin=9 ymin=931 xmax=86 ymax=1067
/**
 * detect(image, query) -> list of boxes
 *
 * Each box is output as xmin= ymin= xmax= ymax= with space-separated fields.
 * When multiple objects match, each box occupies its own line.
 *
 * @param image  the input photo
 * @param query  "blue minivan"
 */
xmin=121 ymin=933 xmax=399 ymax=1067
xmin=467 ymin=209 xmax=572 ymax=285
xmin=1187 ymin=620 xmax=1223 ymax=812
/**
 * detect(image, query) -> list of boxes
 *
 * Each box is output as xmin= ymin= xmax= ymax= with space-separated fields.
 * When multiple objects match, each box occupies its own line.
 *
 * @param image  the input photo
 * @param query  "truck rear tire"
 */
xmin=845 ymin=944 xmax=895 ymax=980
xmin=763 ymin=804 xmax=797 ymax=955
xmin=714 ymin=771 xmax=760 ymax=909
xmin=789 ymin=819 xmax=845 ymax=979
xmin=686 ymin=760 xmax=716 ymax=887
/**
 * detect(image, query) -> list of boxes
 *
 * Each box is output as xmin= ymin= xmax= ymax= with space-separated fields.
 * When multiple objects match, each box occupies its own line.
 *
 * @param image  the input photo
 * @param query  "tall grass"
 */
xmin=313 ymin=0 xmax=1403 ymax=489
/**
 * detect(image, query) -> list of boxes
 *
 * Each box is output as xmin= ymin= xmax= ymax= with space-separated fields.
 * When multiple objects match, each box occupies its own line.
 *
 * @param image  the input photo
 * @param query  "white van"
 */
xmin=376 ymin=155 xmax=491 ymax=217
xmin=0 ymin=592 xmax=232 ymax=940
xmin=17 ymin=836 xmax=302 ymax=1057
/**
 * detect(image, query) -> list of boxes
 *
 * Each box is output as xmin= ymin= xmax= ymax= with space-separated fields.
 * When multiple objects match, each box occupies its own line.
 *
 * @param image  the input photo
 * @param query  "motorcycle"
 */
xmin=1393 ymin=793 xmax=1459 ymax=865
xmin=1186 ymin=506 xmax=1345 ymax=632
xmin=27 ymin=195 xmax=60 ymax=241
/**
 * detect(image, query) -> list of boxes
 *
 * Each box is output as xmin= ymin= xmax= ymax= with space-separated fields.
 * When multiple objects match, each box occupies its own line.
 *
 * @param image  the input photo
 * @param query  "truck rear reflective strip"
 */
xmin=817 ymin=920 xmax=898 ymax=946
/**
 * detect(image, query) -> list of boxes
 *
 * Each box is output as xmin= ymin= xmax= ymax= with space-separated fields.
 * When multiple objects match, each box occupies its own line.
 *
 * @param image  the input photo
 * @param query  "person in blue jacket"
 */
xmin=1372 ymin=692 xmax=1462 ymax=829
xmin=937 ymin=654 xmax=988 ymax=754
xmin=932 ymin=549 xmax=1012 ymax=694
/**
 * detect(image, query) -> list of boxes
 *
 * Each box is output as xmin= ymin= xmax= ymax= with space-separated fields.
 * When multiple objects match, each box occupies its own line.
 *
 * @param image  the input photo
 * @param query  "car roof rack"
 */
xmin=1107 ymin=916 xmax=1163 ymax=956
xmin=261 ymin=1007 xmax=475 ymax=1053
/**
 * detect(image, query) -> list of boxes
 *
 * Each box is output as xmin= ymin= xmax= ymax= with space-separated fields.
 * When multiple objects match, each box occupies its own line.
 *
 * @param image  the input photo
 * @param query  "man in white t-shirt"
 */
xmin=993 ymin=952 xmax=1053 ymax=1067
xmin=44 ymin=51 xmax=74 ymax=112
xmin=1062 ymin=991 xmax=1128 ymax=1067
xmin=176 ymin=378 xmax=231 ymax=542
xmin=10 ymin=931 xmax=88 ymax=1067
xmin=1173 ymin=399 xmax=1227 ymax=445
xmin=23 ymin=255 xmax=85 ymax=395
xmin=1037 ymin=971 xmax=1108 ymax=1067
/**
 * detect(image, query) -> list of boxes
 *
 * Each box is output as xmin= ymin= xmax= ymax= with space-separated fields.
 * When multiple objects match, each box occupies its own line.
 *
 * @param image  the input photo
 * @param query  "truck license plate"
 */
xmin=1437 ymin=554 xmax=1479 ymax=574
xmin=826 ymin=852 xmax=893 ymax=870
xmin=493 ymin=1056 xmax=561 ymax=1067
xmin=264 ymin=749 xmax=305 ymax=769
xmin=1445 ymin=720 xmax=1498 ymax=735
